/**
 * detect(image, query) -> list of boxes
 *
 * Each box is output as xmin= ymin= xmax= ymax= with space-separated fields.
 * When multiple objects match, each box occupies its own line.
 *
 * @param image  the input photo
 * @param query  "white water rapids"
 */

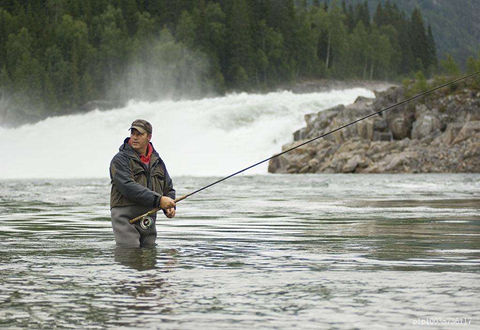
xmin=0 ymin=88 xmax=376 ymax=179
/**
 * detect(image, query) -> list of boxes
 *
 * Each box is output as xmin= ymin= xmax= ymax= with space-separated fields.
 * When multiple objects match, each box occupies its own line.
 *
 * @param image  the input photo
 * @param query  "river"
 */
xmin=0 ymin=174 xmax=478 ymax=328
xmin=0 ymin=87 xmax=478 ymax=328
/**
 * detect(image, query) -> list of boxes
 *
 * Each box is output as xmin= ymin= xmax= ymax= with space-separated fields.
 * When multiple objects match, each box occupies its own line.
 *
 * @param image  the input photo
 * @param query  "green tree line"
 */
xmin=0 ymin=0 xmax=454 ymax=124
xmin=340 ymin=0 xmax=480 ymax=72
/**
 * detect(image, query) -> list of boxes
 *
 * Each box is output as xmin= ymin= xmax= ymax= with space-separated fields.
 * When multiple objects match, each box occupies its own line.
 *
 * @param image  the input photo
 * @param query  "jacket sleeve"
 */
xmin=110 ymin=153 xmax=160 ymax=208
xmin=163 ymin=165 xmax=176 ymax=200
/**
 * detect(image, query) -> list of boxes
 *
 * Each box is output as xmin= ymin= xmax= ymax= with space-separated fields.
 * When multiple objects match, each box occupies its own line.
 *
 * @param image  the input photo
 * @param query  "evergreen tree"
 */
xmin=342 ymin=1 xmax=355 ymax=32
xmin=373 ymin=2 xmax=383 ymax=27
xmin=378 ymin=24 xmax=401 ymax=78
xmin=176 ymin=10 xmax=196 ymax=48
xmin=311 ymin=4 xmax=328 ymax=76
xmin=93 ymin=5 xmax=128 ymax=95
xmin=0 ymin=65 xmax=11 ymax=95
xmin=226 ymin=0 xmax=254 ymax=89
xmin=409 ymin=8 xmax=429 ymax=72
xmin=466 ymin=53 xmax=480 ymax=74
xmin=119 ymin=0 xmax=138 ymax=36
xmin=293 ymin=10 xmax=317 ymax=78
xmin=0 ymin=9 xmax=15 ymax=68
xmin=355 ymin=1 xmax=370 ymax=29
xmin=426 ymin=25 xmax=437 ymax=72
xmin=324 ymin=2 xmax=347 ymax=75
xmin=44 ymin=45 xmax=68 ymax=108
xmin=466 ymin=52 xmax=480 ymax=88
xmin=257 ymin=19 xmax=287 ymax=84
xmin=6 ymin=27 xmax=44 ymax=116
xmin=350 ymin=21 xmax=369 ymax=78
xmin=440 ymin=54 xmax=460 ymax=76
xmin=203 ymin=2 xmax=227 ymax=91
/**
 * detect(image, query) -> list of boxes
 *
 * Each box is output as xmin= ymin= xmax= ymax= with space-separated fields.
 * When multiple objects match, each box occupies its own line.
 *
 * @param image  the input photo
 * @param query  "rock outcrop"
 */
xmin=268 ymin=85 xmax=480 ymax=173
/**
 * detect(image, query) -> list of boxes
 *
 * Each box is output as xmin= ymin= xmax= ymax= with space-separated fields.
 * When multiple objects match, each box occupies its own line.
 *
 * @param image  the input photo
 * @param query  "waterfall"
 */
xmin=0 ymin=88 xmax=375 ymax=178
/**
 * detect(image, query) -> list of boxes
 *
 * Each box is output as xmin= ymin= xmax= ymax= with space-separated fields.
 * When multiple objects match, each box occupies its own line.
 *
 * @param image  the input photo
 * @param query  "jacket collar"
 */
xmin=120 ymin=137 xmax=160 ymax=164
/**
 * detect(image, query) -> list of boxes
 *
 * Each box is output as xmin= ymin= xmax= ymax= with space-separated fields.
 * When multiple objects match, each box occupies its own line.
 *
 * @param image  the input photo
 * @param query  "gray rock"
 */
xmin=269 ymin=84 xmax=480 ymax=174
xmin=411 ymin=113 xmax=442 ymax=140
xmin=453 ymin=121 xmax=480 ymax=144
xmin=342 ymin=155 xmax=363 ymax=173
xmin=386 ymin=111 xmax=414 ymax=140
xmin=441 ymin=123 xmax=464 ymax=145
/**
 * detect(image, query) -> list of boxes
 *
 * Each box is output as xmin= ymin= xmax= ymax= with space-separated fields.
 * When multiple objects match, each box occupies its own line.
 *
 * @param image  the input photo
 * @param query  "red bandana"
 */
xmin=140 ymin=143 xmax=153 ymax=165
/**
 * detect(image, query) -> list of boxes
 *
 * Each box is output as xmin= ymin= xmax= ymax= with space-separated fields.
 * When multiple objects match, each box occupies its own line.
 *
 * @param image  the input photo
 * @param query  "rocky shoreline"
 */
xmin=268 ymin=83 xmax=480 ymax=173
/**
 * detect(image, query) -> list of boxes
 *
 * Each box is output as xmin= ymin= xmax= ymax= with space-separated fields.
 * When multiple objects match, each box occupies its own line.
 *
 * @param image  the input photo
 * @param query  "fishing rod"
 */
xmin=130 ymin=71 xmax=480 ymax=225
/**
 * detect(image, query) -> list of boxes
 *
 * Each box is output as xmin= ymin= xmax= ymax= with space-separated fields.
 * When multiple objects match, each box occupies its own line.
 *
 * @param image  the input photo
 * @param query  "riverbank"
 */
xmin=268 ymin=81 xmax=480 ymax=173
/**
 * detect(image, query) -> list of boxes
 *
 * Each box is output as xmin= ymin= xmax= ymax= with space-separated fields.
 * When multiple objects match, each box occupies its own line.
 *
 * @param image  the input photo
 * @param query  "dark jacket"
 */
xmin=110 ymin=138 xmax=175 ymax=209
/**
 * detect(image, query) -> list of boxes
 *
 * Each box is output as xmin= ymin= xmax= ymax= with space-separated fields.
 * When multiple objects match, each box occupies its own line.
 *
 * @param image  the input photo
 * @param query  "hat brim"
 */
xmin=129 ymin=126 xmax=148 ymax=134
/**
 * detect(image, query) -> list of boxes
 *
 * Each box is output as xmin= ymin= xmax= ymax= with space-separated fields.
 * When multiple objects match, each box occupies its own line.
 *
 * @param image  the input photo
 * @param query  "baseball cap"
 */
xmin=129 ymin=119 xmax=152 ymax=134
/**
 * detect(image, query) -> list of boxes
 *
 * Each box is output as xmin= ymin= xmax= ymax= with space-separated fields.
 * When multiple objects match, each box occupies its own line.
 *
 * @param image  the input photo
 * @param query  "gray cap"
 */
xmin=129 ymin=119 xmax=152 ymax=134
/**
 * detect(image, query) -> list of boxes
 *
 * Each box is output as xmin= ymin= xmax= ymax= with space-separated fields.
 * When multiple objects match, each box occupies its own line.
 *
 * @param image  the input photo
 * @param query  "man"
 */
xmin=110 ymin=119 xmax=176 ymax=247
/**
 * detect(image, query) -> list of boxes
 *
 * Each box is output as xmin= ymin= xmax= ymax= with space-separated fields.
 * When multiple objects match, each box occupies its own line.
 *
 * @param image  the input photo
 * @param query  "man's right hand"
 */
xmin=160 ymin=196 xmax=176 ymax=210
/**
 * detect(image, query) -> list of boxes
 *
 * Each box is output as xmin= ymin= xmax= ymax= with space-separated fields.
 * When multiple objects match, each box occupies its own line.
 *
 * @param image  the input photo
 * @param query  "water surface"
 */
xmin=0 ymin=174 xmax=479 ymax=328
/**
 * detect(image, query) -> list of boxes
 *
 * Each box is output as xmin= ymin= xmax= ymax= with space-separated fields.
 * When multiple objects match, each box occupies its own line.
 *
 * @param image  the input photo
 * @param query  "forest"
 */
xmin=0 ymin=0 xmax=470 ymax=124
xmin=340 ymin=0 xmax=480 ymax=71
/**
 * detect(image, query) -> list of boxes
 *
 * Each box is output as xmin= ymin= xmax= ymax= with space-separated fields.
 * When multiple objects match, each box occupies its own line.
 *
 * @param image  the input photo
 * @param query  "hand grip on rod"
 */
xmin=129 ymin=194 xmax=188 ymax=224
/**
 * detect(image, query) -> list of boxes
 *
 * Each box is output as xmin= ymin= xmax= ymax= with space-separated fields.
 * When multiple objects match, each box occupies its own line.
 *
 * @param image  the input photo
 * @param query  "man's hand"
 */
xmin=163 ymin=207 xmax=176 ymax=218
xmin=160 ymin=196 xmax=176 ymax=210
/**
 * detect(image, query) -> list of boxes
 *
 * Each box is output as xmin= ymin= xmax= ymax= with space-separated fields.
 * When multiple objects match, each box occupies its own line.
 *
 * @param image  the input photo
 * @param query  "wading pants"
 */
xmin=111 ymin=205 xmax=157 ymax=247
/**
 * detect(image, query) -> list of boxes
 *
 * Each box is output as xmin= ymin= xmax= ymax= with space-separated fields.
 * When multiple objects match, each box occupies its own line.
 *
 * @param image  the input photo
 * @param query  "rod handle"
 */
xmin=129 ymin=194 xmax=188 ymax=224
xmin=174 ymin=194 xmax=188 ymax=203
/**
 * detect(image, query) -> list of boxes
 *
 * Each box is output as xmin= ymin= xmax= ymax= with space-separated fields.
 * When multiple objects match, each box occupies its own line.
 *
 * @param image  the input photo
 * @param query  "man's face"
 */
xmin=130 ymin=129 xmax=151 ymax=153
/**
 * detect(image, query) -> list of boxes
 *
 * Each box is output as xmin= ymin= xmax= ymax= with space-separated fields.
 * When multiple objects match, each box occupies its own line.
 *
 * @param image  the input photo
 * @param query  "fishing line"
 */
xmin=130 ymin=71 xmax=480 ymax=224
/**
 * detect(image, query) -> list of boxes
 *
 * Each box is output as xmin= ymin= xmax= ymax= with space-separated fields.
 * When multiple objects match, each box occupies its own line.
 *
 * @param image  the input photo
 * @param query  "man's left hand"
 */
xmin=164 ymin=208 xmax=176 ymax=218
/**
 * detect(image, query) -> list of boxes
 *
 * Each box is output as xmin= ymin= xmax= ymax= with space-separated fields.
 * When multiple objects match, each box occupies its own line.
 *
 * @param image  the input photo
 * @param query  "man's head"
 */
xmin=129 ymin=119 xmax=152 ymax=155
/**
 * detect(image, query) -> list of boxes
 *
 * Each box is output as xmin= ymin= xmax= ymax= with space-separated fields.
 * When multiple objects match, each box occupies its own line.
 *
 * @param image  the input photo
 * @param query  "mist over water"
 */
xmin=0 ymin=88 xmax=374 ymax=179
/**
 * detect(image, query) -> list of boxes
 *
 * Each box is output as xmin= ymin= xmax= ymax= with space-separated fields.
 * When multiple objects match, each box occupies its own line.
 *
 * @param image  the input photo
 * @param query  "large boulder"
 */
xmin=411 ymin=112 xmax=442 ymax=140
xmin=385 ymin=109 xmax=415 ymax=140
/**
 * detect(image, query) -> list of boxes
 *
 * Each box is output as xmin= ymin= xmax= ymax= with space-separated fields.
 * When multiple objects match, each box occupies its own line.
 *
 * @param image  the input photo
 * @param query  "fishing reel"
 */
xmin=139 ymin=216 xmax=154 ymax=230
